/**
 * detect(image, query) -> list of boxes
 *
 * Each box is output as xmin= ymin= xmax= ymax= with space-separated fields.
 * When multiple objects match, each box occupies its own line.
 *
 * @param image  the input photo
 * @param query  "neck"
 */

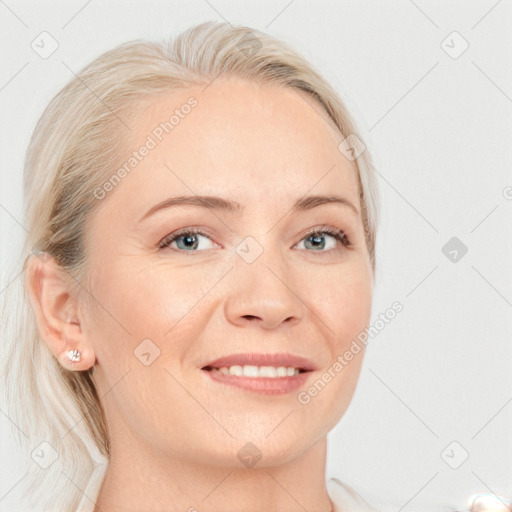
xmin=94 ymin=427 xmax=334 ymax=512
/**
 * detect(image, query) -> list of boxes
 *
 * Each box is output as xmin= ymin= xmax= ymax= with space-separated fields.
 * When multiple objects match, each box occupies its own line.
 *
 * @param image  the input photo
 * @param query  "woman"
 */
xmin=1 ymin=20 xmax=382 ymax=511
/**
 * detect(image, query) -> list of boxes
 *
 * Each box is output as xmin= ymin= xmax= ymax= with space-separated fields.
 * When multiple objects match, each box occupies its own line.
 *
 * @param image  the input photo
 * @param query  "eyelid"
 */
xmin=157 ymin=226 xmax=218 ymax=250
xmin=294 ymin=225 xmax=351 ymax=249
xmin=158 ymin=224 xmax=351 ymax=252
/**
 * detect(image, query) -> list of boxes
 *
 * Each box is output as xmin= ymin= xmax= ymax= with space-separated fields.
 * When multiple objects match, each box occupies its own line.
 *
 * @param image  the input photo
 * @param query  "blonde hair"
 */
xmin=0 ymin=20 xmax=380 ymax=511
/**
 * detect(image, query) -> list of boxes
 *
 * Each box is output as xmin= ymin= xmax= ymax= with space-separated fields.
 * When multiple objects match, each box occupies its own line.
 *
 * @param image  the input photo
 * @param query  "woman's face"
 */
xmin=82 ymin=76 xmax=373 ymax=467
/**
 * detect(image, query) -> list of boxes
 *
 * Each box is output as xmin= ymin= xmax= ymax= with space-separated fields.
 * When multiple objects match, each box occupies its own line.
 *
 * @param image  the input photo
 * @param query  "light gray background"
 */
xmin=1 ymin=1 xmax=511 ymax=510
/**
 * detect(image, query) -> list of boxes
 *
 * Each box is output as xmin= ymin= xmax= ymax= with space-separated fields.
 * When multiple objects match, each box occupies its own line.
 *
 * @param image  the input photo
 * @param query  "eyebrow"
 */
xmin=138 ymin=193 xmax=360 ymax=222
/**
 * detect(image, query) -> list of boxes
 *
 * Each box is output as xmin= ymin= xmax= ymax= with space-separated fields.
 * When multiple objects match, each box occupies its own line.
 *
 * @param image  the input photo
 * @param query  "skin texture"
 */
xmin=28 ymin=76 xmax=374 ymax=512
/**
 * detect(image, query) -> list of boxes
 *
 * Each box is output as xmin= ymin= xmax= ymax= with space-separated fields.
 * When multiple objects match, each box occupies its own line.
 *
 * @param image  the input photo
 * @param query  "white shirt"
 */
xmin=76 ymin=463 xmax=379 ymax=511
xmin=327 ymin=477 xmax=379 ymax=511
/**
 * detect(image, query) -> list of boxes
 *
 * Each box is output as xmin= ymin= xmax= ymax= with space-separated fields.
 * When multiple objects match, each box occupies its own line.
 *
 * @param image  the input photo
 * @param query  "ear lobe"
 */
xmin=26 ymin=253 xmax=95 ymax=371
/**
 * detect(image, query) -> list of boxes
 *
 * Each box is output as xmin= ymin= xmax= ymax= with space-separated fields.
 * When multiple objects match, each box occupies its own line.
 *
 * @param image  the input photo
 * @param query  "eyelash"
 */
xmin=157 ymin=225 xmax=352 ymax=253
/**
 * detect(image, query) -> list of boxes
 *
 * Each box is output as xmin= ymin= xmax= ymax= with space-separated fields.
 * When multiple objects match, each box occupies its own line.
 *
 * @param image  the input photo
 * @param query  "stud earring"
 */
xmin=65 ymin=349 xmax=81 ymax=363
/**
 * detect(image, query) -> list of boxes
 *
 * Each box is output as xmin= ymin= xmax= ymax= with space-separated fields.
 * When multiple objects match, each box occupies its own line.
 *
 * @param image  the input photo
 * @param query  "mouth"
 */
xmin=202 ymin=365 xmax=311 ymax=377
xmin=200 ymin=353 xmax=316 ymax=395
xmin=201 ymin=352 xmax=317 ymax=372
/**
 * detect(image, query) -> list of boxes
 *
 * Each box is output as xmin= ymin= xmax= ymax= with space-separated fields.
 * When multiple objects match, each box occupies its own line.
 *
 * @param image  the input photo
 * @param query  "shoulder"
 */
xmin=327 ymin=477 xmax=382 ymax=511
xmin=327 ymin=479 xmax=465 ymax=512
xmin=75 ymin=462 xmax=108 ymax=512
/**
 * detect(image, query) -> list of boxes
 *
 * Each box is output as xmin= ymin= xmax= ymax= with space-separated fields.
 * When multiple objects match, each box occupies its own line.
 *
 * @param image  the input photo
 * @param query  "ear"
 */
xmin=26 ymin=252 xmax=95 ymax=371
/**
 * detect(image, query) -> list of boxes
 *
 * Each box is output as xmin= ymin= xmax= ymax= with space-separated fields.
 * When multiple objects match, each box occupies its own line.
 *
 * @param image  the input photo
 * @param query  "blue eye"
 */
xmin=158 ymin=225 xmax=351 ymax=252
xmin=297 ymin=226 xmax=351 ymax=251
xmin=158 ymin=227 xmax=215 ymax=251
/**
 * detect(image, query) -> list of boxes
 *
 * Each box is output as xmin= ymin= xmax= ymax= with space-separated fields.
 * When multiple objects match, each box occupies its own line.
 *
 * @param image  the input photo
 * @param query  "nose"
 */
xmin=224 ymin=248 xmax=306 ymax=330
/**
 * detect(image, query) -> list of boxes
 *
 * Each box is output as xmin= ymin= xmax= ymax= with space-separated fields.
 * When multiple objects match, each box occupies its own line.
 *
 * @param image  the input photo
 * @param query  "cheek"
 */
xmin=308 ymin=262 xmax=373 ymax=348
xmin=301 ymin=266 xmax=371 ymax=430
xmin=87 ymin=259 xmax=223 ymax=363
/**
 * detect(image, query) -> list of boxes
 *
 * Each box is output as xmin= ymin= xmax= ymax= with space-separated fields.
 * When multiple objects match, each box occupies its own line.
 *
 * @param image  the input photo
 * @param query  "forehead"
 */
xmin=102 ymin=76 xmax=361 ymax=218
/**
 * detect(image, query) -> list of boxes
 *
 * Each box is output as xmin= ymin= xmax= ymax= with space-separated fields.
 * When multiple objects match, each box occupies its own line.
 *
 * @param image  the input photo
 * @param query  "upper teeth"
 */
xmin=214 ymin=365 xmax=301 ymax=377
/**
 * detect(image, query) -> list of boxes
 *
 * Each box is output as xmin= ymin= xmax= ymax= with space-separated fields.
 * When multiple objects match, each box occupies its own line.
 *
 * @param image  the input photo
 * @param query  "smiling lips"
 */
xmin=201 ymin=352 xmax=317 ymax=395
xmin=202 ymin=352 xmax=317 ymax=371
